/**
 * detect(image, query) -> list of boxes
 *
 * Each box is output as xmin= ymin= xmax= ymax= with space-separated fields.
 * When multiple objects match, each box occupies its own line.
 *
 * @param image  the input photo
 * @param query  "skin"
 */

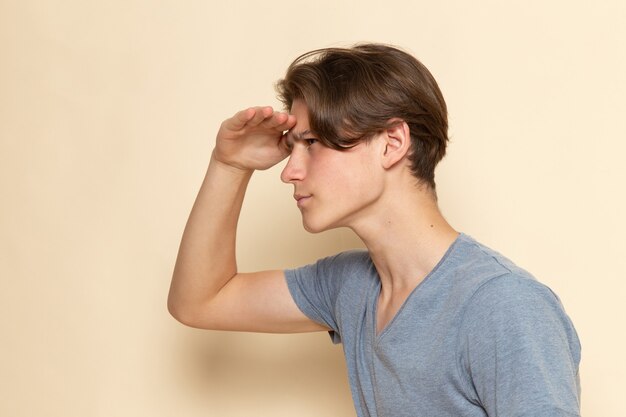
xmin=281 ymin=100 xmax=385 ymax=233
xmin=168 ymin=100 xmax=458 ymax=335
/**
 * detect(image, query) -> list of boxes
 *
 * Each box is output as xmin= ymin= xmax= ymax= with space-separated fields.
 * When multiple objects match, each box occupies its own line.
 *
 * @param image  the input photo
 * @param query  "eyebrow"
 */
xmin=285 ymin=129 xmax=317 ymax=148
xmin=288 ymin=129 xmax=313 ymax=141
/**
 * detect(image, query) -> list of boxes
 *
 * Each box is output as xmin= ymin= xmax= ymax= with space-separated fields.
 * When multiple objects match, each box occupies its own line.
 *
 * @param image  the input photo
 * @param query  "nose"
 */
xmin=280 ymin=150 xmax=305 ymax=184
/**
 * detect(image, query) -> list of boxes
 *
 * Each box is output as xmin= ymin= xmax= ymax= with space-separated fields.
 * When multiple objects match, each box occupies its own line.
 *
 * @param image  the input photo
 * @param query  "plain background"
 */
xmin=1 ymin=0 xmax=624 ymax=416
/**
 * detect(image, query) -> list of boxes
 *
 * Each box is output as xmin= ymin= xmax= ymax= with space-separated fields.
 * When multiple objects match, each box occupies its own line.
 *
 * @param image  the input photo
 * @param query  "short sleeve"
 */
xmin=459 ymin=274 xmax=581 ymax=416
xmin=284 ymin=254 xmax=341 ymax=334
xmin=284 ymin=250 xmax=373 ymax=345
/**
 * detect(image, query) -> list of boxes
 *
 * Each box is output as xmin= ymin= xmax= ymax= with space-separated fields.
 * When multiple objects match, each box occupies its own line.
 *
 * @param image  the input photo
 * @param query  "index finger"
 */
xmin=222 ymin=106 xmax=271 ymax=131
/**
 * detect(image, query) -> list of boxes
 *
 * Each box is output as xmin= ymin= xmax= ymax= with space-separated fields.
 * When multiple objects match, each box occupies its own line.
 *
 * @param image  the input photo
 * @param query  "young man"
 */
xmin=168 ymin=44 xmax=581 ymax=416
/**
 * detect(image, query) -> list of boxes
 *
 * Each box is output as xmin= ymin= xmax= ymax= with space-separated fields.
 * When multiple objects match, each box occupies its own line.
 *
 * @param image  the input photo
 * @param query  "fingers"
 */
xmin=225 ymin=107 xmax=256 ymax=130
xmin=265 ymin=112 xmax=297 ymax=131
xmin=247 ymin=106 xmax=274 ymax=127
xmin=224 ymin=106 xmax=295 ymax=132
xmin=278 ymin=132 xmax=292 ymax=154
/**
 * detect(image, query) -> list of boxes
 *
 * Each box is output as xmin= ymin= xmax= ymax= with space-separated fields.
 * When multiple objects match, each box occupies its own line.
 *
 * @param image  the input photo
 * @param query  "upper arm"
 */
xmin=172 ymin=269 xmax=329 ymax=333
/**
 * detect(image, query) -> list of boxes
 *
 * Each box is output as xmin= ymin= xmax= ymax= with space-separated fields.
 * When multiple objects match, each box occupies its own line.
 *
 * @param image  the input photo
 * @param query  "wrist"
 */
xmin=209 ymin=151 xmax=254 ymax=178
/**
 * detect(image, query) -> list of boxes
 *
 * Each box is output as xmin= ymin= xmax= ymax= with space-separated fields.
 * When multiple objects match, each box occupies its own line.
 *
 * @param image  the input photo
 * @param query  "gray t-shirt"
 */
xmin=285 ymin=233 xmax=581 ymax=417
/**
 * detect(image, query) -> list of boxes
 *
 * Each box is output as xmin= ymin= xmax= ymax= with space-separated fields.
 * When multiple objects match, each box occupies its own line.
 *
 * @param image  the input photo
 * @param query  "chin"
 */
xmin=301 ymin=214 xmax=342 ymax=234
xmin=302 ymin=220 xmax=327 ymax=234
xmin=300 ymin=214 xmax=329 ymax=234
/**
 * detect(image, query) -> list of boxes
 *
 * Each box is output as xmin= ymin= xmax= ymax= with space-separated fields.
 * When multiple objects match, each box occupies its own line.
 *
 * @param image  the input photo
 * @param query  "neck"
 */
xmin=350 ymin=184 xmax=458 ymax=297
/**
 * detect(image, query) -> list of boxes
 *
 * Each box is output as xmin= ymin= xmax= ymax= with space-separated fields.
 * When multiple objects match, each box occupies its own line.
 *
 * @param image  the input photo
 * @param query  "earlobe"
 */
xmin=381 ymin=119 xmax=411 ymax=169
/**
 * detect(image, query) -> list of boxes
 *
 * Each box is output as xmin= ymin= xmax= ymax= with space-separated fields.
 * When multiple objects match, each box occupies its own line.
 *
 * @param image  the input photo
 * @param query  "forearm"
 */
xmin=168 ymin=152 xmax=253 ymax=321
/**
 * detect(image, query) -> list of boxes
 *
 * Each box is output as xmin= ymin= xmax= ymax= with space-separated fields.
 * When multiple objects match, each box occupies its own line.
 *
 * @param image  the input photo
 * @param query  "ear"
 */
xmin=381 ymin=119 xmax=411 ymax=170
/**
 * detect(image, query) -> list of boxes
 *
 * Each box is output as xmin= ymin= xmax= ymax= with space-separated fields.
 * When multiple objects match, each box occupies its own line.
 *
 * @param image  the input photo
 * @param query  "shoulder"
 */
xmin=455 ymin=234 xmax=565 ymax=321
xmin=286 ymin=249 xmax=374 ymax=281
xmin=317 ymin=249 xmax=373 ymax=271
xmin=458 ymin=270 xmax=581 ymax=370
xmin=446 ymin=234 xmax=532 ymax=281
xmin=455 ymin=234 xmax=573 ymax=335
xmin=284 ymin=249 xmax=377 ymax=299
xmin=465 ymin=272 xmax=565 ymax=324
xmin=283 ymin=250 xmax=378 ymax=340
xmin=434 ymin=234 xmax=538 ymax=303
xmin=450 ymin=234 xmax=581 ymax=359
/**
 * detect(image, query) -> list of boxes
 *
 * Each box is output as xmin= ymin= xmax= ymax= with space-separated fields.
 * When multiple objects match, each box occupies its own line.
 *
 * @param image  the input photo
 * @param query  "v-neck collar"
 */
xmin=371 ymin=233 xmax=465 ymax=340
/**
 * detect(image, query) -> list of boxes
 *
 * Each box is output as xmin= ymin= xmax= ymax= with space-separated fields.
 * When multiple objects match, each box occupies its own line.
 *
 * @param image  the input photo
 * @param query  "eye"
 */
xmin=305 ymin=138 xmax=318 ymax=147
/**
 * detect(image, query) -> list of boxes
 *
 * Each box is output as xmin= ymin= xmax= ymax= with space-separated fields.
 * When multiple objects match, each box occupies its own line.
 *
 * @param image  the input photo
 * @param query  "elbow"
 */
xmin=167 ymin=297 xmax=186 ymax=324
xmin=167 ymin=297 xmax=212 ymax=329
xmin=167 ymin=295 xmax=194 ymax=327
xmin=167 ymin=281 xmax=197 ymax=327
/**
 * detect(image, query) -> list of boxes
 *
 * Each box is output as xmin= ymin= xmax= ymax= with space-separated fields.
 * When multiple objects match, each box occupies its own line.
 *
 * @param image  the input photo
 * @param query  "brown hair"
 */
xmin=276 ymin=43 xmax=448 ymax=190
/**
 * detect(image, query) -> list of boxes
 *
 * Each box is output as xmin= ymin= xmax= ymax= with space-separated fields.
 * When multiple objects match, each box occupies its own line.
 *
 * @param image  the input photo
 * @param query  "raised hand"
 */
xmin=213 ymin=106 xmax=297 ymax=171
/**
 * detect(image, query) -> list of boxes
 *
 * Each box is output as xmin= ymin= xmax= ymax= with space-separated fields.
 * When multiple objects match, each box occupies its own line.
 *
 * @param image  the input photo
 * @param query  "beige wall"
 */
xmin=1 ymin=1 xmax=624 ymax=416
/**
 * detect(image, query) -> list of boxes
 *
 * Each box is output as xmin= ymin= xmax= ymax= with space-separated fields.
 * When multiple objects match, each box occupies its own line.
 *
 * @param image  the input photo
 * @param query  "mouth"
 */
xmin=294 ymin=194 xmax=312 ymax=208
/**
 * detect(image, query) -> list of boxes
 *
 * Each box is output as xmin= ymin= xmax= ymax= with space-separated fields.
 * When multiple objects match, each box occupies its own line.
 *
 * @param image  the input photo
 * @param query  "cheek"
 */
xmin=311 ymin=147 xmax=381 ymax=194
xmin=334 ymin=163 xmax=381 ymax=201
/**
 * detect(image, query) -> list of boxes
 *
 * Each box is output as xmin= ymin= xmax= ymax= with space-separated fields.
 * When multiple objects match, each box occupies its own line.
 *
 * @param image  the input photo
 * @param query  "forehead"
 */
xmin=286 ymin=99 xmax=314 ymax=142
xmin=289 ymin=99 xmax=310 ymax=123
xmin=287 ymin=129 xmax=313 ymax=140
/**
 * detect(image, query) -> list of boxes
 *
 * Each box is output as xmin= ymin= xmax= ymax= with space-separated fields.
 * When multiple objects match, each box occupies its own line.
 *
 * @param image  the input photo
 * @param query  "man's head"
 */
xmin=276 ymin=43 xmax=448 ymax=191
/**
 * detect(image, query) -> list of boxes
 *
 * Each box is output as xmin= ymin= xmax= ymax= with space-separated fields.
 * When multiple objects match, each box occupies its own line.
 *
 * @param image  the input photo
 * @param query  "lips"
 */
xmin=294 ymin=194 xmax=312 ymax=208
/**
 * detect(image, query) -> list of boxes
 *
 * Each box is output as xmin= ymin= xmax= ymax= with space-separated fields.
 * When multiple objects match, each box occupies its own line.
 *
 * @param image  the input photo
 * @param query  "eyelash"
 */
xmin=285 ymin=138 xmax=318 ymax=152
